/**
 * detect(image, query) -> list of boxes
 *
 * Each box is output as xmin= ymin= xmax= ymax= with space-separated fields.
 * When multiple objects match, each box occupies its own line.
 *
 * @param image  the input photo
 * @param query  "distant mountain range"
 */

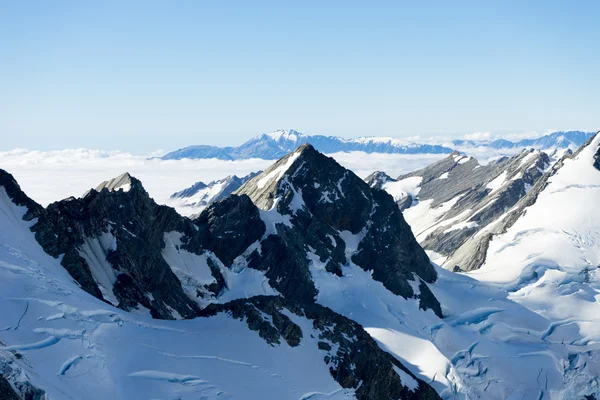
xmin=160 ymin=129 xmax=594 ymax=160
xmin=161 ymin=130 xmax=454 ymax=160
xmin=451 ymin=130 xmax=593 ymax=150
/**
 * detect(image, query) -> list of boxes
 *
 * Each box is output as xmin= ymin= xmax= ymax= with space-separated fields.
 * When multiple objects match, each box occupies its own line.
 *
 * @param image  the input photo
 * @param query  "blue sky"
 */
xmin=1 ymin=1 xmax=598 ymax=152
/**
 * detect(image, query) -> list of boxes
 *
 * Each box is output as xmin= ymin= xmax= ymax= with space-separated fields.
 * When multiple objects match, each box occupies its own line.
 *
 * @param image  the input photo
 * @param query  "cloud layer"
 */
xmin=0 ymin=149 xmax=449 ymax=214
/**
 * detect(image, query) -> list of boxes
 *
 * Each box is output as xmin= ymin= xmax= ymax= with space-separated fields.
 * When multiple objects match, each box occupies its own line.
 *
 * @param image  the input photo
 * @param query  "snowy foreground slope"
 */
xmin=471 ymin=133 xmax=600 ymax=395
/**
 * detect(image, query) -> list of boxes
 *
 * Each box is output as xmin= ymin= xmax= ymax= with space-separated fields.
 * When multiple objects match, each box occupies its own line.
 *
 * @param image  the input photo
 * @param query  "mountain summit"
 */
xmin=237 ymin=143 xmax=442 ymax=314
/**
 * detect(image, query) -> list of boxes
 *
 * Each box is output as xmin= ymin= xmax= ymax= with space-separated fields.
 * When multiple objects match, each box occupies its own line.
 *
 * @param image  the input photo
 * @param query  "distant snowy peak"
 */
xmin=161 ymin=129 xmax=454 ymax=160
xmin=169 ymin=171 xmax=260 ymax=214
xmin=261 ymin=129 xmax=304 ymax=142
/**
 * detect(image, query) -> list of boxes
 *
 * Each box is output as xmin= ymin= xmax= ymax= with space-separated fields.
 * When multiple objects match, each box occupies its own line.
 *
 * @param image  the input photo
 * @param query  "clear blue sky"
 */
xmin=1 ymin=0 xmax=598 ymax=152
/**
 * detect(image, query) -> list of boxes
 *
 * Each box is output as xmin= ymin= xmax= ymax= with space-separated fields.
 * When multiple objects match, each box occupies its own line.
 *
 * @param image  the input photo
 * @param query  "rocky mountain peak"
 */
xmin=237 ymin=144 xmax=442 ymax=316
xmin=95 ymin=172 xmax=138 ymax=193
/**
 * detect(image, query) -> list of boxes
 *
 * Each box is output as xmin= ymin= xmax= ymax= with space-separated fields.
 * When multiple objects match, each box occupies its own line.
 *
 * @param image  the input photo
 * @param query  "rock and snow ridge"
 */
xmin=371 ymin=149 xmax=552 ymax=269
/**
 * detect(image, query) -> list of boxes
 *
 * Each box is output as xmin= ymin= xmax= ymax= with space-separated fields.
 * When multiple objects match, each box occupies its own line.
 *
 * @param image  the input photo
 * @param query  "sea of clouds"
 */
xmin=0 ymin=149 xmax=460 ymax=212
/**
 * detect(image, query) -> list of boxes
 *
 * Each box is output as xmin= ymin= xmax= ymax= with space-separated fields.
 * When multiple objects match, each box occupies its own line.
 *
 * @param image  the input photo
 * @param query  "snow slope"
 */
xmin=469 ymin=133 xmax=600 ymax=397
xmin=0 ymin=189 xmax=353 ymax=399
xmin=308 ymin=225 xmax=586 ymax=399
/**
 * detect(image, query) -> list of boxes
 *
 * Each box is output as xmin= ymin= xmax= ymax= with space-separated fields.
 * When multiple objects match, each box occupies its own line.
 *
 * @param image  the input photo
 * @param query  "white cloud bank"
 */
xmin=0 ymin=149 xmax=447 ymax=213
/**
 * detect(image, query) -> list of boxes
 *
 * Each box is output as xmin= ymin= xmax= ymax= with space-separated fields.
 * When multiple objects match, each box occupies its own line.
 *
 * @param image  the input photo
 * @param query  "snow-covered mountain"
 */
xmin=3 ymin=133 xmax=600 ymax=399
xmin=370 ymin=149 xmax=552 ymax=270
xmin=161 ymin=129 xmax=455 ymax=160
xmin=168 ymin=172 xmax=260 ymax=215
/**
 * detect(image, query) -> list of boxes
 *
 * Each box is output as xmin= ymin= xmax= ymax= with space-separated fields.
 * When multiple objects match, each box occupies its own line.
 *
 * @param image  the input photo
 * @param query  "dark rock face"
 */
xmin=0 ymin=170 xmax=44 ymax=221
xmin=593 ymin=133 xmax=600 ymax=171
xmin=353 ymin=189 xmax=441 ymax=315
xmin=196 ymin=296 xmax=441 ymax=400
xmin=31 ymin=173 xmax=201 ymax=319
xmin=188 ymin=194 xmax=265 ymax=266
xmin=0 ymin=377 xmax=20 ymax=400
xmin=237 ymin=144 xmax=442 ymax=316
